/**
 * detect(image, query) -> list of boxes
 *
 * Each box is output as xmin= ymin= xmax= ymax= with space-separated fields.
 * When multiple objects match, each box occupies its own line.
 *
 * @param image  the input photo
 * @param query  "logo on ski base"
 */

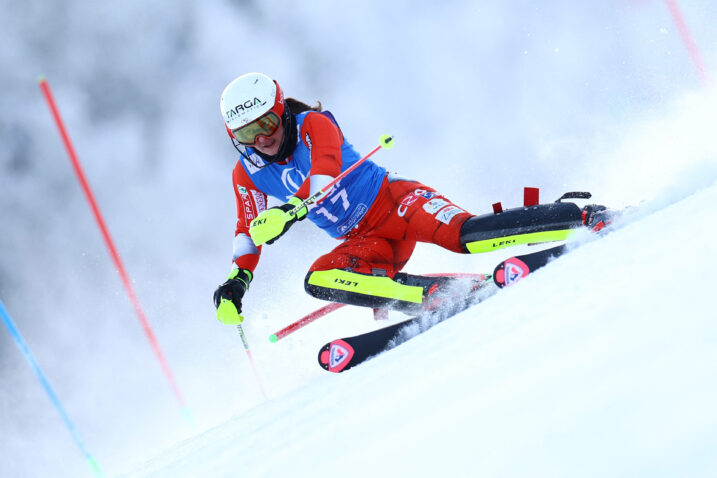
xmin=325 ymin=340 xmax=354 ymax=372
xmin=330 ymin=343 xmax=349 ymax=367
xmin=504 ymin=259 xmax=529 ymax=286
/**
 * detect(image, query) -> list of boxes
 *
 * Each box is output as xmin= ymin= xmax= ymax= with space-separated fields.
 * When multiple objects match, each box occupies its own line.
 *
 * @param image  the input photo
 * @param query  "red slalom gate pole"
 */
xmin=665 ymin=0 xmax=710 ymax=86
xmin=39 ymin=76 xmax=191 ymax=422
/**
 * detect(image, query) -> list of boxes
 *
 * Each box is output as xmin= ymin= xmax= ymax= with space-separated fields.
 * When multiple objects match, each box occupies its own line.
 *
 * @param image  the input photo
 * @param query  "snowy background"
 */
xmin=1 ymin=1 xmax=716 ymax=477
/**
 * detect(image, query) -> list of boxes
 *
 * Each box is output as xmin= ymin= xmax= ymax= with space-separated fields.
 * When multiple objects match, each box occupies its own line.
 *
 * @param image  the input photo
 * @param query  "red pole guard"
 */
xmin=39 ymin=77 xmax=188 ymax=410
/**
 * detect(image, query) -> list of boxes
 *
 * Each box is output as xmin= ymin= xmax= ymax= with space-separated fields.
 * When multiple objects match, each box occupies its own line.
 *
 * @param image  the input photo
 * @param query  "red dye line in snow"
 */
xmin=665 ymin=0 xmax=710 ymax=85
xmin=39 ymin=77 xmax=189 ymax=414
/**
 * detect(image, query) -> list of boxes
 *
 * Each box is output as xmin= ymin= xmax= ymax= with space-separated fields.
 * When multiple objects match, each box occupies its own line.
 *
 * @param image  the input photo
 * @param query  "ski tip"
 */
xmin=318 ymin=339 xmax=355 ymax=373
xmin=319 ymin=349 xmax=330 ymax=369
xmin=269 ymin=334 xmax=278 ymax=343
xmin=318 ymin=344 xmax=330 ymax=371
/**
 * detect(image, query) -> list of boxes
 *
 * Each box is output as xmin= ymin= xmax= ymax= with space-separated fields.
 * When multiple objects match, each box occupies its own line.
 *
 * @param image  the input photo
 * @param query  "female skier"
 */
xmin=213 ymin=72 xmax=609 ymax=324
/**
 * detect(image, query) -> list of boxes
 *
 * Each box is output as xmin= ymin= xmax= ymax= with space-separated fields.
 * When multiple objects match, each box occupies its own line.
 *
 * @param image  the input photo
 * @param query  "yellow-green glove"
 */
xmin=213 ymin=268 xmax=252 ymax=325
xmin=250 ymin=196 xmax=308 ymax=246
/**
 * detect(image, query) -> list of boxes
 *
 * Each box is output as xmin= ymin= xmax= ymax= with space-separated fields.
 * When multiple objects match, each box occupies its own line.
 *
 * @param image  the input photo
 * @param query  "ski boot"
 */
xmin=581 ymin=204 xmax=617 ymax=232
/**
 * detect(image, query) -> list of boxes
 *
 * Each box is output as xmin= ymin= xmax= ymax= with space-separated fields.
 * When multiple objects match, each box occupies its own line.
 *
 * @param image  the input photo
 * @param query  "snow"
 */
xmin=2 ymin=1 xmax=717 ymax=477
xmin=121 ymin=178 xmax=717 ymax=477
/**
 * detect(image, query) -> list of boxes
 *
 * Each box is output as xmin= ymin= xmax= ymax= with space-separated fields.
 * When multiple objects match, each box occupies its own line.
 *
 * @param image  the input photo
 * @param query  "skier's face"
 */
xmin=252 ymin=119 xmax=284 ymax=157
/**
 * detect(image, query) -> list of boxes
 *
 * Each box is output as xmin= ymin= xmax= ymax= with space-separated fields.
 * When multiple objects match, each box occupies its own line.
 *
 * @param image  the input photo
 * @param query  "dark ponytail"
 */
xmin=285 ymin=98 xmax=322 ymax=114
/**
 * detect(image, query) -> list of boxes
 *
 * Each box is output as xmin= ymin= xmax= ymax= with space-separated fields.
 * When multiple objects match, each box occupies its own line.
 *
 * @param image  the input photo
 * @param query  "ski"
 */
xmin=493 ymin=244 xmax=567 ymax=288
xmin=317 ymin=279 xmax=497 ymax=373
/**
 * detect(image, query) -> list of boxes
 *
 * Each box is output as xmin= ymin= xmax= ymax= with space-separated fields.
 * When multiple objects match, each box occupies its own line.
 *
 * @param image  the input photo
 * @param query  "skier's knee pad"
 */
xmin=304 ymin=268 xmax=479 ymax=314
xmin=460 ymin=202 xmax=583 ymax=253
xmin=304 ymin=269 xmax=426 ymax=312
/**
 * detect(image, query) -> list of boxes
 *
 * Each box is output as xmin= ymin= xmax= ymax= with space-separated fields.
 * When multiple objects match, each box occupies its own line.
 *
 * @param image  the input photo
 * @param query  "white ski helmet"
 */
xmin=220 ymin=72 xmax=285 ymax=145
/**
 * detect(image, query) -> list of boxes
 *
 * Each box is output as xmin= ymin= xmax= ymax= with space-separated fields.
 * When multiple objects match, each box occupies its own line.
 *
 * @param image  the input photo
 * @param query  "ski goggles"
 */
xmin=230 ymin=112 xmax=281 ymax=145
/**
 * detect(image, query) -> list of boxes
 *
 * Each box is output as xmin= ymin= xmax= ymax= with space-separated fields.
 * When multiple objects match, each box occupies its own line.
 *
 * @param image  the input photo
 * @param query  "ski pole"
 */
xmin=0 ymin=298 xmax=104 ymax=477
xmin=269 ymin=302 xmax=346 ymax=343
xmin=38 ymin=76 xmax=192 ymax=424
xmin=429 ymin=272 xmax=492 ymax=281
xmin=236 ymin=324 xmax=268 ymax=400
xmin=288 ymin=134 xmax=394 ymax=217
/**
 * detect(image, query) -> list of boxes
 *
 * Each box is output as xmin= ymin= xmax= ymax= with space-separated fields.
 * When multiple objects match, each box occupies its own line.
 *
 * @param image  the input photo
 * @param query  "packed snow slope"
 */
xmin=122 ymin=180 xmax=717 ymax=477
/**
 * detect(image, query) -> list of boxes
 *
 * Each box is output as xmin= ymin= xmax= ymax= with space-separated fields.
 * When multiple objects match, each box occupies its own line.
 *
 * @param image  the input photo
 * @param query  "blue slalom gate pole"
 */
xmin=0 ymin=298 xmax=104 ymax=477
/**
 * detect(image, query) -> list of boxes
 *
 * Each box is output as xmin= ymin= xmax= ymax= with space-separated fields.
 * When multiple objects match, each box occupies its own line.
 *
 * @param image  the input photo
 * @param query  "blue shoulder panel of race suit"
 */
xmin=242 ymin=111 xmax=387 ymax=238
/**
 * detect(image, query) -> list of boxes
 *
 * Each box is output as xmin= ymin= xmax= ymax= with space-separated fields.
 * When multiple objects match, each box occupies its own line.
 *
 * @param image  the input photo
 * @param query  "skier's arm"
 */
xmin=231 ymin=165 xmax=265 ymax=271
xmin=294 ymin=112 xmax=344 ymax=201
xmin=214 ymin=166 xmax=266 ymax=324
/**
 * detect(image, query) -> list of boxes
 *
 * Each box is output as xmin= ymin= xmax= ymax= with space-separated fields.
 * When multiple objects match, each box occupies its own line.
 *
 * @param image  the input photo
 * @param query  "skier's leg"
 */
xmin=458 ymin=202 xmax=585 ymax=253
xmin=381 ymin=177 xmax=613 ymax=255
xmin=304 ymin=236 xmax=416 ymax=312
xmin=304 ymin=268 xmax=461 ymax=314
xmin=304 ymin=237 xmax=476 ymax=314
xmin=377 ymin=177 xmax=472 ymax=253
xmin=304 ymin=177 xmax=600 ymax=310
